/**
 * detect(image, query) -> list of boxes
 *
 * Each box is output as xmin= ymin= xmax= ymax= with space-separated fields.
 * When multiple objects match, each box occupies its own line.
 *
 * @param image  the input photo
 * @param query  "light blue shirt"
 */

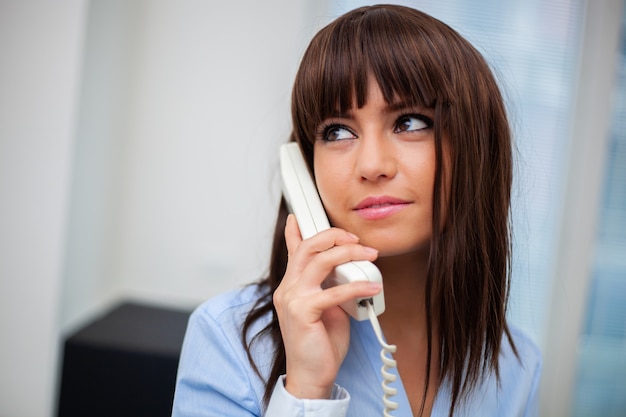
xmin=172 ymin=284 xmax=542 ymax=416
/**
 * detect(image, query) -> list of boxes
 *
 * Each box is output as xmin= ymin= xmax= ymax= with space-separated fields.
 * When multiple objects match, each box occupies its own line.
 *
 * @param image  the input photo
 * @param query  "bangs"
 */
xmin=292 ymin=6 xmax=455 ymax=146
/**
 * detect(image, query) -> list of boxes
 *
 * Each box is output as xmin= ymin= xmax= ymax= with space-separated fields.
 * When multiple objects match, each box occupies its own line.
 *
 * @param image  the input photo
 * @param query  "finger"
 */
xmin=302 ymin=244 xmax=378 ymax=284
xmin=285 ymin=213 xmax=363 ymax=256
xmin=297 ymin=227 xmax=361 ymax=254
xmin=305 ymin=280 xmax=382 ymax=317
xmin=283 ymin=242 xmax=378 ymax=289
xmin=277 ymin=280 xmax=381 ymax=329
xmin=284 ymin=214 xmax=302 ymax=256
xmin=284 ymin=215 xmax=361 ymax=266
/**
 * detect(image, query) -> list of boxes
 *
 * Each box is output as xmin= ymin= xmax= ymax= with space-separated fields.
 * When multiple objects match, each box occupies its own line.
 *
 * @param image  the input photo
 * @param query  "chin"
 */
xmin=364 ymin=236 xmax=431 ymax=258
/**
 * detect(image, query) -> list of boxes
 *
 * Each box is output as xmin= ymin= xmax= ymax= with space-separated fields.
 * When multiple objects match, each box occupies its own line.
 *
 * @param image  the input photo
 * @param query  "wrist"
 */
xmin=284 ymin=375 xmax=334 ymax=400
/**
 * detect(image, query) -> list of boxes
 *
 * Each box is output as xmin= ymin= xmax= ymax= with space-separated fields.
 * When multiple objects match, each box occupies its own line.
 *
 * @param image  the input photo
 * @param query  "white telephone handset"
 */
xmin=279 ymin=142 xmax=385 ymax=320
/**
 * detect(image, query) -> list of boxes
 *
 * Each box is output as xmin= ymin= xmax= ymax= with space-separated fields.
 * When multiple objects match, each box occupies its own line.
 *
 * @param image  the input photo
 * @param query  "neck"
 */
xmin=375 ymin=249 xmax=431 ymax=338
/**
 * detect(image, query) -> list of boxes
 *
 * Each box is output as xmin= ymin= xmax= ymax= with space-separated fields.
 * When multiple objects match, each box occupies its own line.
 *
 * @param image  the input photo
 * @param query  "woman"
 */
xmin=172 ymin=5 xmax=542 ymax=417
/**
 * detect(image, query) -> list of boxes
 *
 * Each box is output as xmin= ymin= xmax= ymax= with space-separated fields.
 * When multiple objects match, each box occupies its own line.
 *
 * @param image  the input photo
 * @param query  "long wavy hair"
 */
xmin=242 ymin=5 xmax=517 ymax=416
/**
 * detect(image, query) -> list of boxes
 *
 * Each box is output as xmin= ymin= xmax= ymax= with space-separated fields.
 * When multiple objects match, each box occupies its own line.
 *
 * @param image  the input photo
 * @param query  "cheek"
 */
xmin=313 ymin=154 xmax=349 ymax=221
xmin=314 ymin=163 xmax=340 ymax=206
xmin=399 ymin=147 xmax=437 ymax=191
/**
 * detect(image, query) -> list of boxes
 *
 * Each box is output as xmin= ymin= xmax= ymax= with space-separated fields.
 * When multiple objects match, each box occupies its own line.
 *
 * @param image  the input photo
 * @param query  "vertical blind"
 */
xmin=572 ymin=5 xmax=626 ymax=415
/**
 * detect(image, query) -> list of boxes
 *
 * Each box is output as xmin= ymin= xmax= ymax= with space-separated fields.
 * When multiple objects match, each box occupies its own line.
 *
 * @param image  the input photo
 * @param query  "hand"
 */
xmin=273 ymin=214 xmax=381 ymax=399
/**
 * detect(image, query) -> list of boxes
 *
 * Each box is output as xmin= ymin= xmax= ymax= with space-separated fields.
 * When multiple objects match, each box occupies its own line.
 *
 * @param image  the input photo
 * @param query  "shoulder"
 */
xmin=445 ymin=324 xmax=542 ymax=417
xmin=190 ymin=283 xmax=270 ymax=330
xmin=502 ymin=324 xmax=543 ymax=378
xmin=181 ymin=283 xmax=274 ymax=374
xmin=182 ymin=283 xmax=271 ymax=361
xmin=186 ymin=283 xmax=275 ymax=374
xmin=485 ymin=324 xmax=542 ymax=416
xmin=173 ymin=284 xmax=273 ymax=415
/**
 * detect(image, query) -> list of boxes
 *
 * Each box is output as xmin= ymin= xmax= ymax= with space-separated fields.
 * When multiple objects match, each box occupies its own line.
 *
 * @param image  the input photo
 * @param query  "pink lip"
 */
xmin=353 ymin=196 xmax=412 ymax=220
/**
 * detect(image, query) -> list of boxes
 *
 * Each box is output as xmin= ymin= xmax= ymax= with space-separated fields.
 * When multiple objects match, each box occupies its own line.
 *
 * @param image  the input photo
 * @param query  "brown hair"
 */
xmin=242 ymin=5 xmax=516 ymax=416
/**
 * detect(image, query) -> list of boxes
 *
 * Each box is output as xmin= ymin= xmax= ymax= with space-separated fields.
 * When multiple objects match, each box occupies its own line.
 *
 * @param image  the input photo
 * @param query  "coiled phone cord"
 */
xmin=365 ymin=300 xmax=399 ymax=417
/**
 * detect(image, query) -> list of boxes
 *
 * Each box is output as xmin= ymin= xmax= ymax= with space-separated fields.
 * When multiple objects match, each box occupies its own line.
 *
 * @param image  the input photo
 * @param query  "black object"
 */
xmin=57 ymin=302 xmax=192 ymax=417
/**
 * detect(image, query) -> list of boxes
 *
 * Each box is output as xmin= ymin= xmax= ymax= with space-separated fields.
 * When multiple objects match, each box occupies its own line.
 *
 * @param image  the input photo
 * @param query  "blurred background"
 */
xmin=0 ymin=0 xmax=624 ymax=416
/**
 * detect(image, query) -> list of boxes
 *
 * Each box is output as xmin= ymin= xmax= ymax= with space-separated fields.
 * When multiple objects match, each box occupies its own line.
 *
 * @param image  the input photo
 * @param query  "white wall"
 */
xmin=60 ymin=0 xmax=140 ymax=336
xmin=60 ymin=0 xmax=330 ymax=333
xmin=0 ymin=2 xmax=87 ymax=416
xmin=106 ymin=0 xmax=311 ymax=309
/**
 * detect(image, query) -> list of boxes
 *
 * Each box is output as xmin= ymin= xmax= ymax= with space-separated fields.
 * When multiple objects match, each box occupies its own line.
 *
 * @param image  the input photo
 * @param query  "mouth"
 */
xmin=353 ymin=196 xmax=412 ymax=220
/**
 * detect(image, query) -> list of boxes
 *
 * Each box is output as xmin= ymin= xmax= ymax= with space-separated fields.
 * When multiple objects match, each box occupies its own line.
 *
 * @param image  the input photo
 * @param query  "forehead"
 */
xmin=319 ymin=69 xmax=433 ymax=122
xmin=331 ymin=76 xmax=432 ymax=118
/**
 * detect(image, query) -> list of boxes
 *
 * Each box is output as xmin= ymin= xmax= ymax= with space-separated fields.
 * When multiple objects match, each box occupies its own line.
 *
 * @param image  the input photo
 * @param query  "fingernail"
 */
xmin=364 ymin=246 xmax=378 ymax=255
xmin=347 ymin=232 xmax=359 ymax=240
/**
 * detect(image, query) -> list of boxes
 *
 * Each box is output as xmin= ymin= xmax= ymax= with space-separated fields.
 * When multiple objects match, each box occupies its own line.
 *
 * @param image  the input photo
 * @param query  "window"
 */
xmin=572 ymin=6 xmax=626 ymax=415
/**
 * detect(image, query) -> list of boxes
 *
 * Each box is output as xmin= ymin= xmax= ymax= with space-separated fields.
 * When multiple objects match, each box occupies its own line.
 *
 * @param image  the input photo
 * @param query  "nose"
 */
xmin=354 ymin=135 xmax=398 ymax=182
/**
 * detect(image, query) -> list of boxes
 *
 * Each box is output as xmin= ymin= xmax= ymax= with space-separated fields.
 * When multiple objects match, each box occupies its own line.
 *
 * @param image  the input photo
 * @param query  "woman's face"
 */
xmin=313 ymin=77 xmax=444 ymax=257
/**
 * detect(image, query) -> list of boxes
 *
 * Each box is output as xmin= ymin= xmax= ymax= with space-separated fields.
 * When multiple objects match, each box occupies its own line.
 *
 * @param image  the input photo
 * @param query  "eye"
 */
xmin=320 ymin=124 xmax=357 ymax=142
xmin=395 ymin=114 xmax=433 ymax=133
